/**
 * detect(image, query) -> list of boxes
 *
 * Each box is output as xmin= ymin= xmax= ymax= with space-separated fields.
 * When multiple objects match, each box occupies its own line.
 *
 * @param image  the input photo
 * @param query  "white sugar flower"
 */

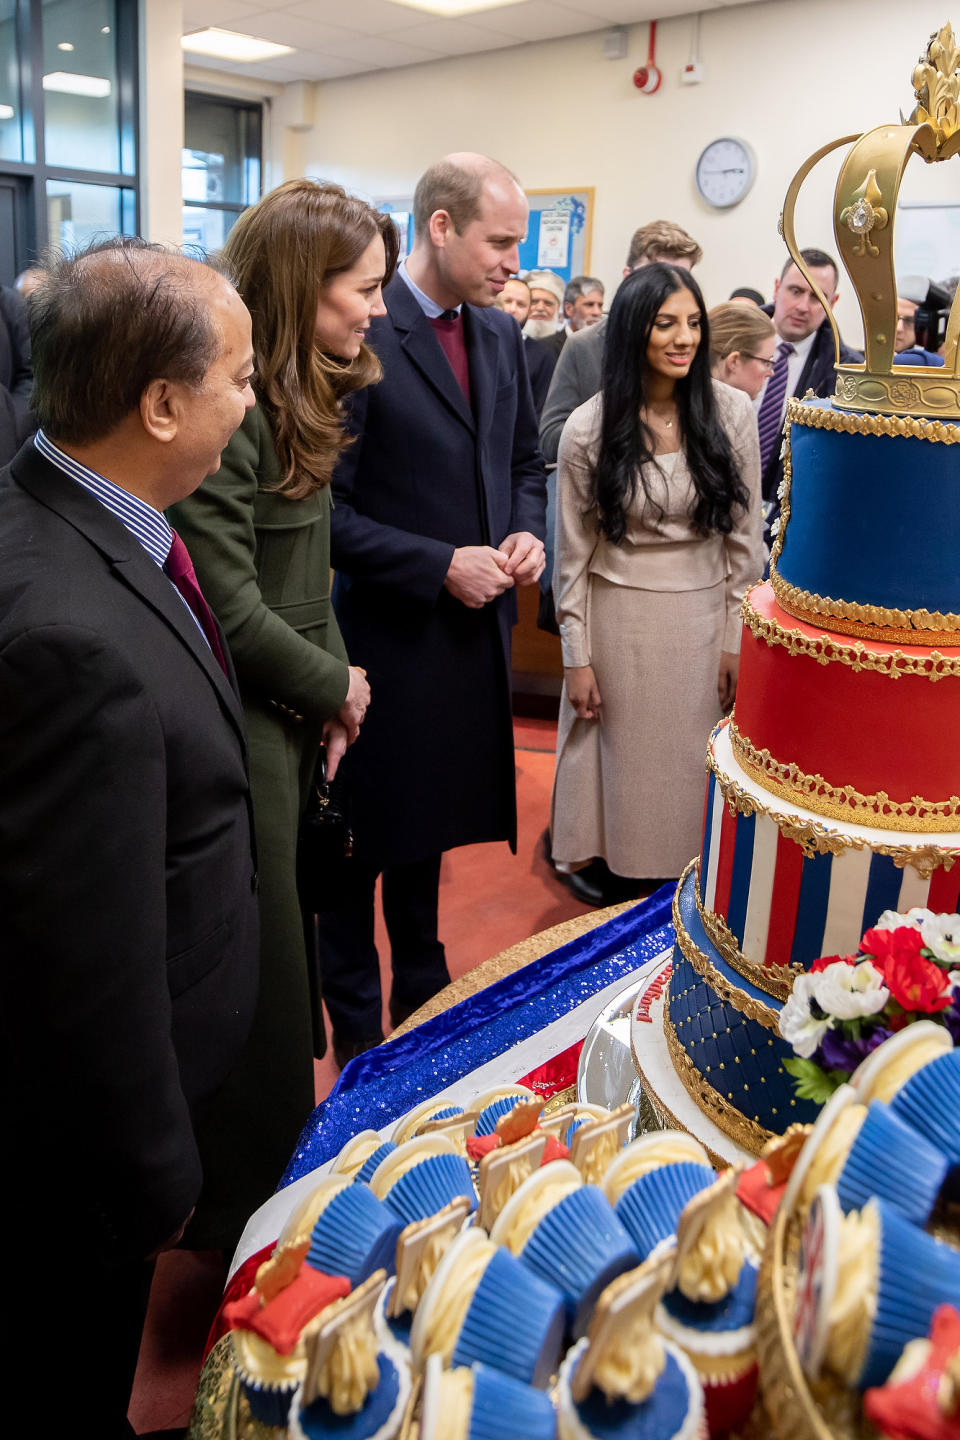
xmin=811 ymin=960 xmax=889 ymax=1020
xmin=873 ymin=908 xmax=931 ymax=932
xmin=948 ymin=970 xmax=960 ymax=991
xmin=918 ymin=912 xmax=960 ymax=963
xmin=779 ymin=974 xmax=830 ymax=1058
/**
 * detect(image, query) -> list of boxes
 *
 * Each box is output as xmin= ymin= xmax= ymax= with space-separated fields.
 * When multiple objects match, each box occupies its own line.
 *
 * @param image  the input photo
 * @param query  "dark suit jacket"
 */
xmin=0 ymin=285 xmax=33 ymax=465
xmin=524 ymin=334 xmax=558 ymax=418
xmin=760 ymin=310 xmax=863 ymax=500
xmin=539 ymin=317 xmax=605 ymax=464
xmin=0 ymin=442 xmax=259 ymax=1263
xmin=331 ymin=274 xmax=546 ymax=867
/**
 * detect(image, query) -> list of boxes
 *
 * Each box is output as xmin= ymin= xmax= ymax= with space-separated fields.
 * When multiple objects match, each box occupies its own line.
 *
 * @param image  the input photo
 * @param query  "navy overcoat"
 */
xmin=331 ymin=274 xmax=547 ymax=869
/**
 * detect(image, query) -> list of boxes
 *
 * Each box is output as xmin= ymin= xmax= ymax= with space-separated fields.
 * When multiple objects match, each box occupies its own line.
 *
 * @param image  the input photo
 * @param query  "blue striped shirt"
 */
xmin=34 ymin=429 xmax=210 ymax=646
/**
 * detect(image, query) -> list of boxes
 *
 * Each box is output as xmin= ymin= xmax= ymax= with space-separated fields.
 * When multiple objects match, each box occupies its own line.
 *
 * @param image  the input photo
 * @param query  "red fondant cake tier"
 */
xmin=733 ymin=584 xmax=960 ymax=829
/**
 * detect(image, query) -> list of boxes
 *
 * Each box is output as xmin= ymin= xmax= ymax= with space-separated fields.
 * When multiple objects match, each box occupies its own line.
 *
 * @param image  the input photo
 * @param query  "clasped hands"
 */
xmin=444 ymin=531 xmax=546 ymax=610
xmin=323 ymin=664 xmax=370 ymax=779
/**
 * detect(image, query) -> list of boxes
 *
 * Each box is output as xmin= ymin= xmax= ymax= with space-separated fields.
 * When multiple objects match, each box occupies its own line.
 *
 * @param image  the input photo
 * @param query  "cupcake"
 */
xmin=331 ymin=1130 xmax=396 ymax=1183
xmin=490 ymin=1160 xmax=639 ymax=1337
xmin=420 ymin=1353 xmax=558 ymax=1440
xmin=378 ymin=1197 xmax=473 ymax=1357
xmin=567 ymin=1104 xmax=635 ymax=1187
xmin=540 ymin=1103 xmax=611 ymax=1147
xmin=796 ymin=1184 xmax=960 ymax=1390
xmin=780 ymin=1086 xmax=949 ymax=1226
xmin=602 ymin=1134 xmax=715 ymax=1263
xmin=474 ymin=1093 xmax=541 ymax=1138
xmin=222 ymin=1262 xmax=351 ymax=1427
xmin=851 ymin=1021 xmax=953 ymax=1106
xmin=477 ymin=1131 xmax=549 ymax=1231
xmin=863 ymin=1304 xmax=960 ymax=1439
xmin=410 ymin=1226 xmax=566 ymax=1388
xmin=557 ymin=1256 xmax=706 ymax=1440
xmin=370 ymin=1133 xmax=477 ymax=1225
xmin=301 ymin=1176 xmax=403 ymax=1286
xmin=889 ymin=1048 xmax=960 ymax=1168
xmin=392 ymin=1098 xmax=466 ymax=1146
xmin=289 ymin=1270 xmax=411 ymax=1439
xmin=654 ymin=1171 xmax=758 ymax=1435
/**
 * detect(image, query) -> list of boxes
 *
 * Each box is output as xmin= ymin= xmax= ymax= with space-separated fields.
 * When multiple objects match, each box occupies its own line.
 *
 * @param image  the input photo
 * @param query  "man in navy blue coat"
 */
xmin=324 ymin=154 xmax=547 ymax=1064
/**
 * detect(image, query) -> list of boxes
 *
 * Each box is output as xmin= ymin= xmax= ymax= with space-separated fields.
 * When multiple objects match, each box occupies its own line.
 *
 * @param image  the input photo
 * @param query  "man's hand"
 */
xmin=444 ymin=546 xmax=514 ymax=609
xmin=565 ymin=664 xmax=602 ymax=721
xmin=498 ymin=531 xmax=546 ymax=587
xmin=322 ymin=717 xmax=350 ymax=779
xmin=337 ymin=666 xmax=370 ymax=743
xmin=718 ymin=651 xmax=739 ymax=713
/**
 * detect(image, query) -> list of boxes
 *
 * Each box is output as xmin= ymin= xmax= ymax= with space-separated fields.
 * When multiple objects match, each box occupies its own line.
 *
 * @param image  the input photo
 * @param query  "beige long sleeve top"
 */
xmin=553 ymin=379 xmax=763 ymax=668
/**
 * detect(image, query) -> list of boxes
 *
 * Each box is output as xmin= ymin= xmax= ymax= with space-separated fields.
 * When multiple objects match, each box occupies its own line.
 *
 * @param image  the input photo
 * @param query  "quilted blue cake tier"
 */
xmin=667 ymin=866 xmax=819 ymax=1149
xmin=772 ymin=398 xmax=960 ymax=631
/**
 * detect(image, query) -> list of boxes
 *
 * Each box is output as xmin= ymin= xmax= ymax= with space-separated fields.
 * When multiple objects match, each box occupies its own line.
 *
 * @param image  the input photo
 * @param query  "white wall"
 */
xmin=281 ymin=0 xmax=958 ymax=346
xmin=139 ymin=0 xmax=184 ymax=245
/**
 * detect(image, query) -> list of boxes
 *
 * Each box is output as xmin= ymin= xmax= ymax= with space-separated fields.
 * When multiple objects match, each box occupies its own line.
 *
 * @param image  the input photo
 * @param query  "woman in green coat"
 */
xmin=169 ymin=179 xmax=398 ymax=1248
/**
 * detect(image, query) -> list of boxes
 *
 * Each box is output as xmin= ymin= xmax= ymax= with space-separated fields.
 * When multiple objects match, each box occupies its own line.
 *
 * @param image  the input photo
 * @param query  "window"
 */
xmin=0 ymin=0 xmax=137 ymax=283
xmin=182 ymin=92 xmax=261 ymax=255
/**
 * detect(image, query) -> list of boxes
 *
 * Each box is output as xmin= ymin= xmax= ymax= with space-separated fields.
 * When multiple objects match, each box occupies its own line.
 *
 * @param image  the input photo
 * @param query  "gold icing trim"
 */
xmin=632 ymin=1048 xmax=730 ymax=1173
xmin=728 ymin=720 xmax=960 ymax=833
xmin=741 ymin=590 xmax=960 ymax=681
xmin=672 ymin=867 xmax=782 ymax=1024
xmin=707 ymin=730 xmax=960 ymax=877
xmin=697 ymin=898 xmax=800 ymax=1004
xmin=664 ymin=1007 xmax=772 ymax=1158
xmin=771 ymin=402 xmax=960 ymax=643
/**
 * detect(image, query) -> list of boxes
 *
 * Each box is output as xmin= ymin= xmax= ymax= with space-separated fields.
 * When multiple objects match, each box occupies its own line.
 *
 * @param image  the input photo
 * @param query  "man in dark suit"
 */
xmin=0 ymin=281 xmax=33 ymax=463
xmin=758 ymin=247 xmax=863 ymax=513
xmin=322 ymin=153 xmax=547 ymax=1065
xmin=0 ymin=240 xmax=259 ymax=1435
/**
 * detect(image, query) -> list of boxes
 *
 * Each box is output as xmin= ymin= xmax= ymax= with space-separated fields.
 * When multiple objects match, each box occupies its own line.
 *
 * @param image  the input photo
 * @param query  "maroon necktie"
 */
xmin=429 ymin=309 xmax=471 ymax=403
xmin=164 ymin=529 xmax=229 ymax=677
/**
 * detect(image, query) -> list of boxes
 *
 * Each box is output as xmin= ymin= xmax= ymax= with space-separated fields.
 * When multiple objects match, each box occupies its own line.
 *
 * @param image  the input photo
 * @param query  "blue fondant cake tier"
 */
xmin=667 ymin=867 xmax=819 ymax=1143
xmin=773 ymin=398 xmax=960 ymax=622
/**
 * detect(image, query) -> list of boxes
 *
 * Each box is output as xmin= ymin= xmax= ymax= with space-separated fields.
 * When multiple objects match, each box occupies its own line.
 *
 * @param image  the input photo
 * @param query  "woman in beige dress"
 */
xmin=550 ymin=264 xmax=763 ymax=887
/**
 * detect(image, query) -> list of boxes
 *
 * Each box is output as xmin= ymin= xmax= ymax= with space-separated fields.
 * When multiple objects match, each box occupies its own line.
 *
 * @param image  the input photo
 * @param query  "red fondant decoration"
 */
xmin=764 ymin=830 xmax=804 ymax=969
xmin=864 ymin=1304 xmax=960 ymax=1440
xmin=734 ymin=584 xmax=960 ymax=810
xmin=222 ymin=1267 xmax=351 ymax=1355
xmin=736 ymin=1160 xmax=784 ymax=1226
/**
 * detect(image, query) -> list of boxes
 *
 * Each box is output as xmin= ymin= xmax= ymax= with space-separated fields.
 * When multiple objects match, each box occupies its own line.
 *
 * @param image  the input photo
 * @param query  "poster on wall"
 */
xmin=519 ymin=189 xmax=593 ymax=285
xmin=376 ymin=188 xmax=594 ymax=284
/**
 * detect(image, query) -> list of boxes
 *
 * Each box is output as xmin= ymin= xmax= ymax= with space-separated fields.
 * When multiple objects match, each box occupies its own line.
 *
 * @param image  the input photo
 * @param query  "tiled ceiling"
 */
xmin=182 ymin=0 xmax=766 ymax=83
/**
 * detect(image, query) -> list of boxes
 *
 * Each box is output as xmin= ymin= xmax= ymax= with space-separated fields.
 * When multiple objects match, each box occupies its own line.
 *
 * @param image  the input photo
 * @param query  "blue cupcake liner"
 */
xmin=306 ymin=1183 xmax=403 ymax=1285
xmin=468 ymin=1363 xmax=557 ymax=1440
xmin=860 ymin=1199 xmax=960 ymax=1389
xmin=520 ymin=1185 xmax=639 ymax=1337
xmin=430 ymin=1105 xmax=464 ymax=1123
xmin=890 ymin=1050 xmax=960 ymax=1165
xmin=615 ymin=1163 xmax=717 ymax=1259
xmin=453 ymin=1246 xmax=566 ymax=1389
xmin=475 ymin=1096 xmax=524 ymax=1137
xmin=570 ymin=1346 xmax=691 ymax=1440
xmin=295 ymin=1352 xmax=402 ymax=1440
xmin=836 ymin=1101 xmax=949 ymax=1225
xmin=662 ymin=1261 xmax=758 ymax=1335
xmin=383 ymin=1151 xmax=477 ymax=1225
xmin=354 ymin=1141 xmax=397 ymax=1186
xmin=240 ymin=1375 xmax=298 ymax=1428
xmin=564 ymin=1117 xmax=587 ymax=1145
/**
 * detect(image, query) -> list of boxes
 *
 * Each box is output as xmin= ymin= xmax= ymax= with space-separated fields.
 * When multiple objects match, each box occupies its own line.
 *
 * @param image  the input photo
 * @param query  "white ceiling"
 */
xmin=181 ymin=0 xmax=766 ymax=84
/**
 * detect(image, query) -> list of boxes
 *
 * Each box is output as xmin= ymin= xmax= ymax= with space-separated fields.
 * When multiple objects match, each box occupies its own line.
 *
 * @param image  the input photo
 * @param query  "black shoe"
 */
xmin=332 ymin=1032 xmax=383 ymax=1071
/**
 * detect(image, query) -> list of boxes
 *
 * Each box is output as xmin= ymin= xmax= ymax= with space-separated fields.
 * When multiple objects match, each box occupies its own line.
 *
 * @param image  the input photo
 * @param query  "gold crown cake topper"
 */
xmin=780 ymin=23 xmax=960 ymax=419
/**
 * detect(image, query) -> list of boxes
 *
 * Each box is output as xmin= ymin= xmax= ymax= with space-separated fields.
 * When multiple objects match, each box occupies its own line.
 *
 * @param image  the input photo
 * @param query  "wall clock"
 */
xmin=695 ymin=137 xmax=757 ymax=209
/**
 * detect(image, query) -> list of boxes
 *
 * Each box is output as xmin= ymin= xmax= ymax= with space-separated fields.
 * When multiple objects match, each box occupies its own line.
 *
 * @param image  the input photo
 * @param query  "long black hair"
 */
xmin=590 ymin=263 xmax=748 ymax=543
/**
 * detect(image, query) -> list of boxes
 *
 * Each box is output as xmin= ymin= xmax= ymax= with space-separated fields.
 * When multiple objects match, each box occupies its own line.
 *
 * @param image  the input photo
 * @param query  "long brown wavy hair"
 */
xmin=221 ymin=179 xmax=399 ymax=498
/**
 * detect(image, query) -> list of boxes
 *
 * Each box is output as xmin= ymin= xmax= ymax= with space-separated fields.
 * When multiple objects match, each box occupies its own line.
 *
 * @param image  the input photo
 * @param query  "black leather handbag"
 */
xmin=297 ymin=744 xmax=354 ymax=914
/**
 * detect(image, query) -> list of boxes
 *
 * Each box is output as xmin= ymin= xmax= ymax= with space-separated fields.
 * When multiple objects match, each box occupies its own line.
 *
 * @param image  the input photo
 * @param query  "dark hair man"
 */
xmin=757 ymin=248 xmax=863 ymax=520
xmin=1 ymin=239 xmax=259 ymax=1435
xmin=320 ymin=153 xmax=546 ymax=1067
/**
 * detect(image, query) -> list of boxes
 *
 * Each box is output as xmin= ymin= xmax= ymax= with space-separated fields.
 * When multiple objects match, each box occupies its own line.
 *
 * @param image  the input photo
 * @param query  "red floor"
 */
xmin=130 ymin=714 xmax=609 ymax=1432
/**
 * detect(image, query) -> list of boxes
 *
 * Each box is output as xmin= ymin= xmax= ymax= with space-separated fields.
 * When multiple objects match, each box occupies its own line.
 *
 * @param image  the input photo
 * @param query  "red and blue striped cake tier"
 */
xmin=697 ymin=719 xmax=960 ymax=999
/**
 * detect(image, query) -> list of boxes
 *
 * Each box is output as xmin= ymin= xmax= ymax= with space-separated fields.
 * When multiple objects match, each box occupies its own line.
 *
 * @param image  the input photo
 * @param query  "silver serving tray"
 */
xmin=576 ymin=958 xmax=668 ymax=1139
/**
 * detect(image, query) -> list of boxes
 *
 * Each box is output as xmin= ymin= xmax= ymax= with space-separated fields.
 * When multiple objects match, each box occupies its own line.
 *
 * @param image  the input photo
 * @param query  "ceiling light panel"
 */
xmin=42 ymin=72 xmax=112 ymax=97
xmin=384 ymin=0 xmax=525 ymax=15
xmin=180 ymin=27 xmax=295 ymax=62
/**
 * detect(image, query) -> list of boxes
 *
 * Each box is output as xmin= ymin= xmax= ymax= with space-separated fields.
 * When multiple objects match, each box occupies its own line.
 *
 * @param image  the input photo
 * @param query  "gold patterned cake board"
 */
xmin=629 ymin=955 xmax=754 ymax=1172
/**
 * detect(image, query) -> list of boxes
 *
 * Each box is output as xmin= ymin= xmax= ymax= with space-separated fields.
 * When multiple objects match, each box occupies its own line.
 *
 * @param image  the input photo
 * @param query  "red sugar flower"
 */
xmin=810 ymin=953 xmax=856 ymax=972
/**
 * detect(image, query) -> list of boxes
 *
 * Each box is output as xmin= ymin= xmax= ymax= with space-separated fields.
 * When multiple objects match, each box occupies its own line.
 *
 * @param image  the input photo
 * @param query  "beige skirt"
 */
xmin=550 ymin=574 xmax=725 ymax=879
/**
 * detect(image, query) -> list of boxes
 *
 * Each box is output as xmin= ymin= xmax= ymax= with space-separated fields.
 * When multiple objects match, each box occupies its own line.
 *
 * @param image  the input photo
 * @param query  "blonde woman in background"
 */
xmin=708 ymin=301 xmax=776 ymax=401
xmin=169 ymin=179 xmax=399 ymax=1247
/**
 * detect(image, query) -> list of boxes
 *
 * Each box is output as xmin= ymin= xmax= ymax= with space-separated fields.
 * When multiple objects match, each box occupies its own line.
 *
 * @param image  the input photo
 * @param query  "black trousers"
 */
xmin=317 ymin=853 xmax=452 ymax=1040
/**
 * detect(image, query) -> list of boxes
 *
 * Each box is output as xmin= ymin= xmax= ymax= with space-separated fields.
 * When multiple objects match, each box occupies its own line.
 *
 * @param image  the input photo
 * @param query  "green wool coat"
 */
xmin=168 ymin=402 xmax=350 ymax=1248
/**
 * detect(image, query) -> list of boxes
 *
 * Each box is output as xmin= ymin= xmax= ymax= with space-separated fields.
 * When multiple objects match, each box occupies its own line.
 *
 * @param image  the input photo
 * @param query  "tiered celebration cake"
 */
xmin=660 ymin=32 xmax=960 ymax=1157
